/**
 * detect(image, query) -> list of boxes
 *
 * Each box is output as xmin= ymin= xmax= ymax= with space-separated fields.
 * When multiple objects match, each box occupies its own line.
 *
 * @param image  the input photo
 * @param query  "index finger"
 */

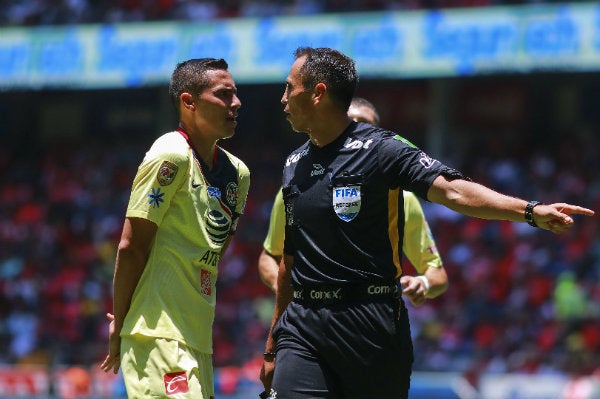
xmin=558 ymin=204 xmax=595 ymax=216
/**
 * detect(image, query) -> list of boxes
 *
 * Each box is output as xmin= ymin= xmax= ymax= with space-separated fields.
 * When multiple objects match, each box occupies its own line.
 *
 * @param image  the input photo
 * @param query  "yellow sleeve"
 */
xmin=262 ymin=188 xmax=286 ymax=257
xmin=402 ymin=191 xmax=443 ymax=274
xmin=126 ymin=135 xmax=188 ymax=226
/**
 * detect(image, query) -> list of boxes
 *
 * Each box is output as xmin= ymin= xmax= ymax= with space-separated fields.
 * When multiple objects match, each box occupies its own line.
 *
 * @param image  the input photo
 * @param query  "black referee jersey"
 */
xmin=282 ymin=121 xmax=464 ymax=287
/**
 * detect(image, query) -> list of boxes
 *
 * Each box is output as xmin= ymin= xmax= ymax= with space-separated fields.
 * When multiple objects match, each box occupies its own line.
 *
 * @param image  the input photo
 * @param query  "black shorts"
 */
xmin=270 ymin=297 xmax=413 ymax=399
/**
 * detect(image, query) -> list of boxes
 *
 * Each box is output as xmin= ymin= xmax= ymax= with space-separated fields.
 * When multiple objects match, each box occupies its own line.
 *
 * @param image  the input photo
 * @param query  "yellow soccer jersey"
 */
xmin=263 ymin=189 xmax=441 ymax=273
xmin=401 ymin=191 xmax=442 ymax=274
xmin=262 ymin=189 xmax=285 ymax=257
xmin=122 ymin=131 xmax=250 ymax=353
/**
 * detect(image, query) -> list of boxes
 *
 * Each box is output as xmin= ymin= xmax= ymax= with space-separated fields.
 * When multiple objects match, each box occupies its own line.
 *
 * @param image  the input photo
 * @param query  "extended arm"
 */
xmin=427 ymin=175 xmax=594 ymax=233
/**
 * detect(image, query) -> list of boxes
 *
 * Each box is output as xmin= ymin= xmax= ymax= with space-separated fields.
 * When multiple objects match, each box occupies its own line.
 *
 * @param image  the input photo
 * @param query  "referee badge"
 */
xmin=332 ymin=185 xmax=361 ymax=222
xmin=157 ymin=161 xmax=178 ymax=186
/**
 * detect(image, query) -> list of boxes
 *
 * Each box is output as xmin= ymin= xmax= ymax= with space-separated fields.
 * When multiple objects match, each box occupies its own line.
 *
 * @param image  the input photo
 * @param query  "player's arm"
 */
xmin=427 ymin=175 xmax=594 ymax=233
xmin=258 ymin=250 xmax=281 ymax=293
xmin=260 ymin=253 xmax=294 ymax=391
xmin=258 ymin=189 xmax=286 ymax=293
xmin=401 ymin=192 xmax=448 ymax=305
xmin=101 ymin=217 xmax=157 ymax=374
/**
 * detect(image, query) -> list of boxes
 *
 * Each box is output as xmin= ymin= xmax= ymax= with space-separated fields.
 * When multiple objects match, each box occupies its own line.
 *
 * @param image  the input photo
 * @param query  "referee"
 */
xmin=258 ymin=97 xmax=448 ymax=305
xmin=260 ymin=47 xmax=594 ymax=399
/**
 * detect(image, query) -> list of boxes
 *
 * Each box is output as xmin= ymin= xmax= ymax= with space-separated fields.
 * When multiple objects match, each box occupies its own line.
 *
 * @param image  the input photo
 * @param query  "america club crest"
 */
xmin=157 ymin=161 xmax=178 ymax=186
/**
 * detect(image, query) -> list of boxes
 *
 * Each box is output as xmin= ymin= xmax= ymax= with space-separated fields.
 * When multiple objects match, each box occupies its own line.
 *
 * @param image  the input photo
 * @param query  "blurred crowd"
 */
xmin=0 ymin=0 xmax=598 ymax=389
xmin=413 ymin=131 xmax=600 ymax=377
xmin=0 ymin=126 xmax=598 ymax=380
xmin=0 ymin=0 xmax=583 ymax=26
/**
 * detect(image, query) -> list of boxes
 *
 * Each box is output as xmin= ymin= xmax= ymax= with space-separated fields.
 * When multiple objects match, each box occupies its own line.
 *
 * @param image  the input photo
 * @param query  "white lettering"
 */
xmin=335 ymin=188 xmax=359 ymax=198
xmin=285 ymin=148 xmax=309 ymax=166
xmin=165 ymin=375 xmax=188 ymax=394
xmin=344 ymin=138 xmax=374 ymax=150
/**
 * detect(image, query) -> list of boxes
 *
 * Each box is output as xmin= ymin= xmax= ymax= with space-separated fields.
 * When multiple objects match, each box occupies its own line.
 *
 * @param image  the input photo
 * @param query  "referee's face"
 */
xmin=282 ymin=56 xmax=314 ymax=134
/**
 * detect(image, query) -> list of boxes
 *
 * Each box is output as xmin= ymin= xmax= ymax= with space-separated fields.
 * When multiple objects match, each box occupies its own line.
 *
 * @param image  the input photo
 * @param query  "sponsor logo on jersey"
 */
xmin=332 ymin=185 xmax=361 ymax=222
xmin=147 ymin=187 xmax=165 ymax=208
xmin=367 ymin=284 xmax=393 ymax=294
xmin=285 ymin=148 xmax=309 ymax=166
xmin=343 ymin=137 xmax=373 ymax=149
xmin=157 ymin=161 xmax=178 ymax=186
xmin=164 ymin=371 xmax=189 ymax=395
xmin=226 ymin=182 xmax=238 ymax=207
xmin=199 ymin=250 xmax=221 ymax=267
xmin=419 ymin=154 xmax=439 ymax=168
xmin=207 ymin=186 xmax=221 ymax=198
xmin=200 ymin=269 xmax=212 ymax=295
xmin=285 ymin=200 xmax=294 ymax=226
xmin=206 ymin=209 xmax=231 ymax=245
xmin=310 ymin=288 xmax=342 ymax=300
xmin=311 ymin=164 xmax=325 ymax=176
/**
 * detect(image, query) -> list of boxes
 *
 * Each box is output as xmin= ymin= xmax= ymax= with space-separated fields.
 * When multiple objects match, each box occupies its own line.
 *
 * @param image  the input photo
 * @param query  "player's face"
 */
xmin=193 ymin=69 xmax=241 ymax=140
xmin=347 ymin=105 xmax=377 ymax=126
xmin=281 ymin=56 xmax=314 ymax=133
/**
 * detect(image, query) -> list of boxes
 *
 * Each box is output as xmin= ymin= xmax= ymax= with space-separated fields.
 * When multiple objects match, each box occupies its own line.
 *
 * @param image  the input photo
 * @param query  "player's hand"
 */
xmin=534 ymin=203 xmax=594 ymax=234
xmin=400 ymin=276 xmax=427 ymax=307
xmin=100 ymin=313 xmax=121 ymax=374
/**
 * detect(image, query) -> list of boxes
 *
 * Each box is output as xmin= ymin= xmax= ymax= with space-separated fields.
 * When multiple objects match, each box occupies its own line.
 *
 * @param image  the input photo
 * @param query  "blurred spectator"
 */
xmin=0 ymin=0 xmax=559 ymax=26
xmin=0 ymin=125 xmax=597 ymax=378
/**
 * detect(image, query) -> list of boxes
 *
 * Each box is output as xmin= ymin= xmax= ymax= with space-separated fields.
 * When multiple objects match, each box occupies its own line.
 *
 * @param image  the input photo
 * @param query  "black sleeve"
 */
xmin=377 ymin=133 xmax=467 ymax=200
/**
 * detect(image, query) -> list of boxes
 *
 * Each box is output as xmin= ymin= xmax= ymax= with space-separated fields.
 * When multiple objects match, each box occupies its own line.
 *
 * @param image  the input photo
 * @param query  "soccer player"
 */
xmin=258 ymin=97 xmax=448 ymax=306
xmin=260 ymin=46 xmax=594 ymax=399
xmin=100 ymin=58 xmax=250 ymax=399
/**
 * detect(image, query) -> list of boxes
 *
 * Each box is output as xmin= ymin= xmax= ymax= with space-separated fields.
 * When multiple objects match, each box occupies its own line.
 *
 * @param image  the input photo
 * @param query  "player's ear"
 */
xmin=181 ymin=93 xmax=195 ymax=110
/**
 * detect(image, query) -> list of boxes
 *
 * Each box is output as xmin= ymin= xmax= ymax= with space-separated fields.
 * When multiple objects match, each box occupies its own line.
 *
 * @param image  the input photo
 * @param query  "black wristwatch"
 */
xmin=525 ymin=200 xmax=542 ymax=227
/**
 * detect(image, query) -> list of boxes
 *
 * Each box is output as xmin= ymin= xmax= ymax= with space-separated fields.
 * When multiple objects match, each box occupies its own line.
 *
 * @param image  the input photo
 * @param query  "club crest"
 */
xmin=157 ymin=161 xmax=178 ymax=186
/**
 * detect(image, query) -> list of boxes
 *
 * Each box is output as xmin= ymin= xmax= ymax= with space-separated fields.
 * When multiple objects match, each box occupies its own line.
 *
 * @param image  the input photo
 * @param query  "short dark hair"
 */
xmin=350 ymin=97 xmax=380 ymax=126
xmin=294 ymin=47 xmax=358 ymax=111
xmin=168 ymin=58 xmax=229 ymax=112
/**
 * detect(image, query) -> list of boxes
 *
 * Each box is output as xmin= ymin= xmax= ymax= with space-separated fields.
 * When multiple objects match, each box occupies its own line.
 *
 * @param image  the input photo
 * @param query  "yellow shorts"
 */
xmin=121 ymin=335 xmax=214 ymax=399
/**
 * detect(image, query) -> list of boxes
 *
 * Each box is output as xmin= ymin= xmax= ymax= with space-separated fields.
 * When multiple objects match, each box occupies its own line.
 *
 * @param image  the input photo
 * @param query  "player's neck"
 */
xmin=178 ymin=125 xmax=218 ymax=169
